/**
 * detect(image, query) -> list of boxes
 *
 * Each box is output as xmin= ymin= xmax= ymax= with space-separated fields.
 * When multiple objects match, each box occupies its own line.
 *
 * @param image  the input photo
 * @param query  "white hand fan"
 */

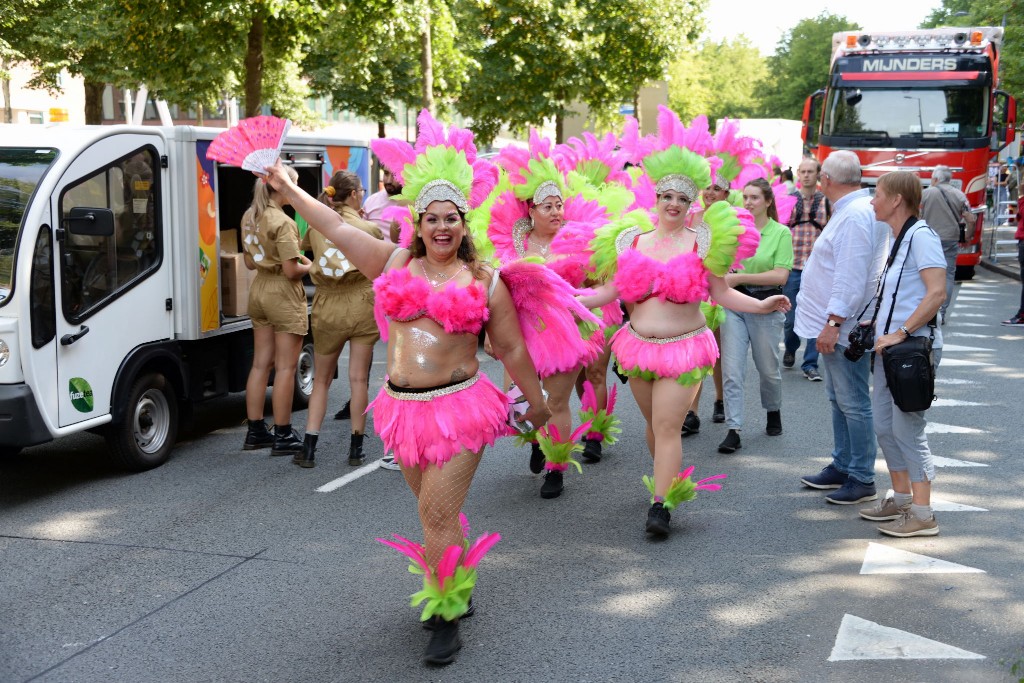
xmin=207 ymin=116 xmax=292 ymax=173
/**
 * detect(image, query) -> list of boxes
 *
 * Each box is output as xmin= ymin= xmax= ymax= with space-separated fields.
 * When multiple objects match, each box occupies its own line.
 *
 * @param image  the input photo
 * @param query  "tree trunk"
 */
xmin=244 ymin=12 xmax=265 ymax=118
xmin=633 ymin=90 xmax=640 ymax=130
xmin=419 ymin=4 xmax=434 ymax=115
xmin=555 ymin=112 xmax=564 ymax=144
xmin=83 ymin=80 xmax=105 ymax=125
xmin=377 ymin=121 xmax=386 ymax=138
xmin=2 ymin=76 xmax=11 ymax=124
xmin=197 ymin=103 xmax=204 ymax=126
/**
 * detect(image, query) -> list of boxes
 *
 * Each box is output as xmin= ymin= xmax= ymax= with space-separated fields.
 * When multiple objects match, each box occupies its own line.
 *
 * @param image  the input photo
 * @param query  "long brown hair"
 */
xmin=744 ymin=177 xmax=779 ymax=222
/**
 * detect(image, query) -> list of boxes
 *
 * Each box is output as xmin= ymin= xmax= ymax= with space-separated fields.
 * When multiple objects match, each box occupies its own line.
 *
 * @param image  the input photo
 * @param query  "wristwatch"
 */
xmin=826 ymin=319 xmax=841 ymax=328
xmin=898 ymin=325 xmax=911 ymax=337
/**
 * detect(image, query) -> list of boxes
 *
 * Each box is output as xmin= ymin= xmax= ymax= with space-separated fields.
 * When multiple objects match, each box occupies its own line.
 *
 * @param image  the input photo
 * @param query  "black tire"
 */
xmin=0 ymin=446 xmax=23 ymax=459
xmin=955 ymin=265 xmax=975 ymax=281
xmin=106 ymin=372 xmax=178 ymax=471
xmin=293 ymin=342 xmax=315 ymax=408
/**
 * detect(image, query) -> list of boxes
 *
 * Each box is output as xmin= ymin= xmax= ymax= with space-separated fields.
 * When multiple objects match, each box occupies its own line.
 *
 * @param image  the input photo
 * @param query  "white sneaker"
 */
xmin=379 ymin=455 xmax=402 ymax=471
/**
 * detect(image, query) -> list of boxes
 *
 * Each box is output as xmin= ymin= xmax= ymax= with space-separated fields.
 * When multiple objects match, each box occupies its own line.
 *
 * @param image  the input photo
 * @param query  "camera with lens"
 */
xmin=844 ymin=323 xmax=875 ymax=362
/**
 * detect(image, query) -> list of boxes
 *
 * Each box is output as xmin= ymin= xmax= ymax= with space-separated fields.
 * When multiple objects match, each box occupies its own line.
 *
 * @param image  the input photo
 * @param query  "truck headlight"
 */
xmin=0 ymin=339 xmax=9 ymax=367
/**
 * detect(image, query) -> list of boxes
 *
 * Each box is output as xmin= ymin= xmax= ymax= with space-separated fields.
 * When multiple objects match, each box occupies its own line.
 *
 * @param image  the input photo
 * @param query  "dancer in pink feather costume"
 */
xmin=264 ymin=111 xmax=550 ymax=666
xmin=579 ymin=106 xmax=791 ymax=539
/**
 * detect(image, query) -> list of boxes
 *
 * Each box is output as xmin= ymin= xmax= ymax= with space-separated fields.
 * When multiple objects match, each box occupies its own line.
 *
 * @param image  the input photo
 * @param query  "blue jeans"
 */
xmin=783 ymin=269 xmax=819 ymax=371
xmin=721 ymin=309 xmax=784 ymax=430
xmin=940 ymin=240 xmax=958 ymax=319
xmin=820 ymin=345 xmax=876 ymax=485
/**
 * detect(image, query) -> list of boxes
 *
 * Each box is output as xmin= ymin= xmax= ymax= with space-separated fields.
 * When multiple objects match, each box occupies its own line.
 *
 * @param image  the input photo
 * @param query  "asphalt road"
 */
xmin=2 ymin=270 xmax=1022 ymax=683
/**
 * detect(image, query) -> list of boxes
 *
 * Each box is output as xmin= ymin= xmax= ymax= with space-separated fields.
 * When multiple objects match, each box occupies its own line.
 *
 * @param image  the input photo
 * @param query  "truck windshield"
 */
xmin=1 ymin=148 xmax=58 ymax=306
xmin=824 ymin=87 xmax=987 ymax=143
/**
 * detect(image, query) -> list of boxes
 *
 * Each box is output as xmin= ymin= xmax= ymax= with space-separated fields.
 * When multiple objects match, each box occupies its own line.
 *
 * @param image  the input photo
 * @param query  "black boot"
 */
xmin=581 ymin=437 xmax=602 ymax=463
xmin=529 ymin=442 xmax=544 ymax=474
xmin=712 ymin=399 xmax=725 ymax=423
xmin=422 ymin=618 xmax=462 ymax=665
xmin=270 ymin=424 xmax=303 ymax=456
xmin=681 ymin=410 xmax=700 ymax=436
xmin=334 ymin=400 xmax=351 ymax=421
xmin=348 ymin=432 xmax=365 ymax=466
xmin=645 ymin=502 xmax=671 ymax=537
xmin=423 ymin=598 xmax=474 ymax=630
xmin=243 ymin=419 xmax=275 ymax=450
xmin=293 ymin=433 xmax=317 ymax=468
xmin=540 ymin=469 xmax=564 ymax=499
xmin=766 ymin=410 xmax=782 ymax=436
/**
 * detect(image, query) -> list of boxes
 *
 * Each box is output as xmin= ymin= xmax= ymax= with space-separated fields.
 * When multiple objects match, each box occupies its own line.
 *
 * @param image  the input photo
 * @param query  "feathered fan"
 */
xmin=207 ymin=116 xmax=292 ymax=173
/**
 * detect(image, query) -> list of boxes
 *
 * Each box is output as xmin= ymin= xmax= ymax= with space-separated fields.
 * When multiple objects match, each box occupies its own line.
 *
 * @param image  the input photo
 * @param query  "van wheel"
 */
xmin=107 ymin=372 xmax=178 ymax=471
xmin=293 ymin=342 xmax=314 ymax=408
xmin=955 ymin=265 xmax=975 ymax=281
xmin=0 ymin=446 xmax=23 ymax=459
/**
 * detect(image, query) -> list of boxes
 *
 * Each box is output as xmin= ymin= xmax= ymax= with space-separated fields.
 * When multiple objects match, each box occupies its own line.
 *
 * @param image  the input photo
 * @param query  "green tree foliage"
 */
xmin=668 ymin=37 xmax=767 ymax=125
xmin=759 ymin=12 xmax=860 ymax=120
xmin=920 ymin=0 xmax=1023 ymax=99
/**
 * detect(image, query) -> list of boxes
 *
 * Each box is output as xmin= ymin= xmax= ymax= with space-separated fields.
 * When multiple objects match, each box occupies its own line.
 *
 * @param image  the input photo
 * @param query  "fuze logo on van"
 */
xmin=69 ymin=377 xmax=94 ymax=413
xmin=862 ymin=57 xmax=958 ymax=72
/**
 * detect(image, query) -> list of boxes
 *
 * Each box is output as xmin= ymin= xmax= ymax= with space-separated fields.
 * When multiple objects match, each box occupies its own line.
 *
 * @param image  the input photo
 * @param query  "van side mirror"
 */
xmin=65 ymin=207 xmax=115 ymax=237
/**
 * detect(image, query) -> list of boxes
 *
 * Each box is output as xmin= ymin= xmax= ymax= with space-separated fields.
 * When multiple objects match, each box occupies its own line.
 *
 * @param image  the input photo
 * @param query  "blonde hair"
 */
xmin=241 ymin=166 xmax=298 ymax=235
xmin=877 ymin=171 xmax=922 ymax=210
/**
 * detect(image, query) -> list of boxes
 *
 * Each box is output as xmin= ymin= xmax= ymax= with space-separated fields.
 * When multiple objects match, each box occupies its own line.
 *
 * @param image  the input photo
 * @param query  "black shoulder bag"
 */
xmin=937 ymin=185 xmax=968 ymax=243
xmin=878 ymin=226 xmax=936 ymax=412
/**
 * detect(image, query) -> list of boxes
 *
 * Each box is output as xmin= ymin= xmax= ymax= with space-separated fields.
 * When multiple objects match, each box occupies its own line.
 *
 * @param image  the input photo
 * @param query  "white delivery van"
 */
xmin=0 ymin=125 xmax=369 ymax=470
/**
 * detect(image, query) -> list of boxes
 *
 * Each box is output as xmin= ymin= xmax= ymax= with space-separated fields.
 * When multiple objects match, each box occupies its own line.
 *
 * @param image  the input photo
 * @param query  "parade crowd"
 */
xmin=238 ymin=107 xmax=954 ymax=666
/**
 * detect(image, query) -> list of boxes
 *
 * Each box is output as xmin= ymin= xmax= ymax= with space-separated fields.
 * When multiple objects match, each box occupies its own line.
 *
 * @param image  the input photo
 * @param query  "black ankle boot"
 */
xmin=293 ymin=433 xmax=317 ymax=468
xmin=529 ymin=442 xmax=544 ymax=474
xmin=348 ymin=432 xmax=365 ymax=466
xmin=243 ymin=419 xmax=275 ymax=451
xmin=580 ymin=437 xmax=602 ymax=463
xmin=270 ymin=424 xmax=302 ymax=456
xmin=423 ymin=598 xmax=474 ymax=630
xmin=540 ymin=470 xmax=563 ymax=499
xmin=423 ymin=618 xmax=462 ymax=665
xmin=645 ymin=502 xmax=671 ymax=537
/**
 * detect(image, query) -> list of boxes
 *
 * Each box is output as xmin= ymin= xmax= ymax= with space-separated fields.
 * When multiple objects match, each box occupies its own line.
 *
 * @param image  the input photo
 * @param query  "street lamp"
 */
xmin=905 ymin=95 xmax=924 ymax=134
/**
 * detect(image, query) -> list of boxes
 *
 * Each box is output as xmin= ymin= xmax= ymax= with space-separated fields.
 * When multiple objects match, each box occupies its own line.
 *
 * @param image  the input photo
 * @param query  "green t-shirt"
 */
xmin=738 ymin=218 xmax=794 ymax=275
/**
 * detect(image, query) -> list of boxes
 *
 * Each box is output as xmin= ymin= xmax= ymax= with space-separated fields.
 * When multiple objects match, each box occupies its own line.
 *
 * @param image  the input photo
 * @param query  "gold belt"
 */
xmin=626 ymin=323 xmax=709 ymax=345
xmin=383 ymin=373 xmax=480 ymax=401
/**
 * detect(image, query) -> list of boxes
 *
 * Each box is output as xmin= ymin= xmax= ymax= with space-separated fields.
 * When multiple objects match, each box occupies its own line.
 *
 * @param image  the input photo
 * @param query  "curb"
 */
xmin=980 ymin=258 xmax=1021 ymax=282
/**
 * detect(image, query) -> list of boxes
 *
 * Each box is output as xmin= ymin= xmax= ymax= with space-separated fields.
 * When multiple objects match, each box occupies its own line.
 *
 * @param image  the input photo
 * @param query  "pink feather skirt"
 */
xmin=610 ymin=323 xmax=719 ymax=386
xmin=369 ymin=373 xmax=511 ymax=469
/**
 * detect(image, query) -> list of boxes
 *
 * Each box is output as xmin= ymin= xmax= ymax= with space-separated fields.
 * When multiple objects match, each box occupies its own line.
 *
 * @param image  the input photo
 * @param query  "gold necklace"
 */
xmin=418 ymin=258 xmax=467 ymax=287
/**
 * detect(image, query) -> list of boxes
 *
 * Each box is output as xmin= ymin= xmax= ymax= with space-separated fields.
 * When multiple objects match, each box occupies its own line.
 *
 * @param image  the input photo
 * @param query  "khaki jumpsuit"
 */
xmin=244 ymin=200 xmax=308 ymax=336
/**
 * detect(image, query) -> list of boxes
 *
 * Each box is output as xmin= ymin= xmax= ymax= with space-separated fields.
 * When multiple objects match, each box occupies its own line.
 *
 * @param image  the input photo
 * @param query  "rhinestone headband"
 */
xmin=712 ymin=173 xmax=732 ymax=192
xmin=655 ymin=174 xmax=699 ymax=202
xmin=532 ymin=180 xmax=563 ymax=205
xmin=415 ymin=179 xmax=470 ymax=214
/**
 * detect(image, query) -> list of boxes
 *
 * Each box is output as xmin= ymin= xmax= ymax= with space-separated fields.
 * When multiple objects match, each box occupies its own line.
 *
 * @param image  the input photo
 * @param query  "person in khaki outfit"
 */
xmin=241 ymin=166 xmax=312 ymax=455
xmin=295 ymin=171 xmax=384 ymax=468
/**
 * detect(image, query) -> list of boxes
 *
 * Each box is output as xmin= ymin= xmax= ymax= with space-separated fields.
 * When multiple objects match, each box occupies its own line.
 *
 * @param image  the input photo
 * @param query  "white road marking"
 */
xmin=860 ymin=543 xmax=985 ymax=575
xmin=829 ymin=614 xmax=985 ymax=661
xmin=940 ymin=344 xmax=993 ymax=352
xmin=954 ymin=296 xmax=995 ymax=301
xmin=931 ymin=398 xmax=988 ymax=407
xmin=934 ymin=378 xmax=976 ymax=385
xmin=947 ymin=332 xmax=996 ymax=339
xmin=932 ymin=455 xmax=988 ymax=467
xmin=926 ymin=422 xmax=984 ymax=435
xmin=951 ymin=322 xmax=992 ymax=327
xmin=938 ymin=358 xmax=993 ymax=367
xmin=316 ymin=459 xmax=386 ymax=492
xmin=953 ymin=312 xmax=992 ymax=318
xmin=932 ymin=498 xmax=988 ymax=512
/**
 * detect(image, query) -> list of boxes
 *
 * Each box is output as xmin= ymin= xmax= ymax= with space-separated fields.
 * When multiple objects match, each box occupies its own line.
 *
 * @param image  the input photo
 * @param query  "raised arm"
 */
xmin=263 ymin=160 xmax=395 ymax=280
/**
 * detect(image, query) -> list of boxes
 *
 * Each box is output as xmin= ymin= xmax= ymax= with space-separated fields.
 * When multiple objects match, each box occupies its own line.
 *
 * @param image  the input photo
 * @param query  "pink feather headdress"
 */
xmin=709 ymin=118 xmax=768 ymax=190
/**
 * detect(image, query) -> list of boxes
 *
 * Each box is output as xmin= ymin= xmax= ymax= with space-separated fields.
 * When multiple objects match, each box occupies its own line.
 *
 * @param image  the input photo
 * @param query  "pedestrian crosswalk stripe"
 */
xmin=952 ymin=322 xmax=992 ymax=327
xmin=953 ymin=312 xmax=991 ymax=317
xmin=940 ymin=344 xmax=993 ymax=352
xmin=931 ymin=398 xmax=988 ymax=407
xmin=316 ymin=459 xmax=385 ymax=492
xmin=948 ymin=332 xmax=995 ymax=338
xmin=938 ymin=358 xmax=993 ymax=366
xmin=932 ymin=498 xmax=988 ymax=512
xmin=932 ymin=455 xmax=988 ymax=467
xmin=926 ymin=422 xmax=983 ymax=434
xmin=860 ymin=543 xmax=986 ymax=575
xmin=935 ymin=378 xmax=976 ymax=384
xmin=829 ymin=614 xmax=985 ymax=661
xmin=954 ymin=296 xmax=995 ymax=301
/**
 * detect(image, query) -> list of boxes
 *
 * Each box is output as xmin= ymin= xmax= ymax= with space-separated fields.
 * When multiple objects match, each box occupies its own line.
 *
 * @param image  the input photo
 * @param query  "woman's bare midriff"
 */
xmin=387 ymin=318 xmax=481 ymax=388
xmin=628 ymin=299 xmax=707 ymax=339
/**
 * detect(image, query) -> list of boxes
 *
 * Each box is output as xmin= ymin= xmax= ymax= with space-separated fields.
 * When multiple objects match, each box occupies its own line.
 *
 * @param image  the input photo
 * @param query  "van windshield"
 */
xmin=1 ymin=148 xmax=58 ymax=306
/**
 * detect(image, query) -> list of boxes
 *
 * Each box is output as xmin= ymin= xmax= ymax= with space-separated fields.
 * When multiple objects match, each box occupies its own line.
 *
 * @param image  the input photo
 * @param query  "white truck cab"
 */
xmin=0 ymin=125 xmax=368 ymax=470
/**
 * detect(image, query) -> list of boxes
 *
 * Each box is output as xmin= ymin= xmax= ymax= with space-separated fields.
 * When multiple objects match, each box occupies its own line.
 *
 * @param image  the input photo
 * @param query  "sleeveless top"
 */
xmin=614 ymin=233 xmax=709 ymax=305
xmin=373 ymin=251 xmax=496 ymax=339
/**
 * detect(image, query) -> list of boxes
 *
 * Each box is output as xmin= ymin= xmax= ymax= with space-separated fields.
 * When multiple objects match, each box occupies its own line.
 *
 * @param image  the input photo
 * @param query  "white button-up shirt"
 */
xmin=794 ymin=188 xmax=891 ymax=341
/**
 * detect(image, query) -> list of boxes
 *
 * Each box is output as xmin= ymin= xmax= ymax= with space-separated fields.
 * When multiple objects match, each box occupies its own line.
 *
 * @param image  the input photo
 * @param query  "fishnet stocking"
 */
xmin=401 ymin=449 xmax=483 ymax=568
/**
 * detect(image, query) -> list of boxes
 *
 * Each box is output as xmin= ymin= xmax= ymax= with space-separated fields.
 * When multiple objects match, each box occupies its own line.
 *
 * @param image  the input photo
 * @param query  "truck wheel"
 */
xmin=0 ymin=446 xmax=23 ymax=459
xmin=955 ymin=265 xmax=975 ymax=281
xmin=293 ymin=342 xmax=315 ymax=408
xmin=106 ymin=372 xmax=178 ymax=471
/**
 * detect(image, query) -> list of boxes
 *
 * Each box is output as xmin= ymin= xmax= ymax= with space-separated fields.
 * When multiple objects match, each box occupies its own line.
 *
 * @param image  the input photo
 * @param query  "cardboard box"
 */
xmin=220 ymin=252 xmax=255 ymax=317
xmin=220 ymin=229 xmax=240 ymax=253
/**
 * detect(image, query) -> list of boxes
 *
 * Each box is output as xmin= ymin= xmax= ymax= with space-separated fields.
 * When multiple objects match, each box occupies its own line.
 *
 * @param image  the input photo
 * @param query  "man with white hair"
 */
xmin=920 ymin=165 xmax=971 ymax=324
xmin=795 ymin=151 xmax=891 ymax=505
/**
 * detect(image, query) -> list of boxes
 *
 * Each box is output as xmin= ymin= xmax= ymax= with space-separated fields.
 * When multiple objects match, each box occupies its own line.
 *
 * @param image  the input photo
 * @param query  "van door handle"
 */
xmin=60 ymin=325 xmax=90 ymax=346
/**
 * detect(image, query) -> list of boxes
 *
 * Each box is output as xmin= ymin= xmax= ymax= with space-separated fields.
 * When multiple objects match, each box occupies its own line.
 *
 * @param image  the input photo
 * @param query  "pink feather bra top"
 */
xmin=614 ymin=247 xmax=709 ymax=305
xmin=373 ymin=267 xmax=489 ymax=339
